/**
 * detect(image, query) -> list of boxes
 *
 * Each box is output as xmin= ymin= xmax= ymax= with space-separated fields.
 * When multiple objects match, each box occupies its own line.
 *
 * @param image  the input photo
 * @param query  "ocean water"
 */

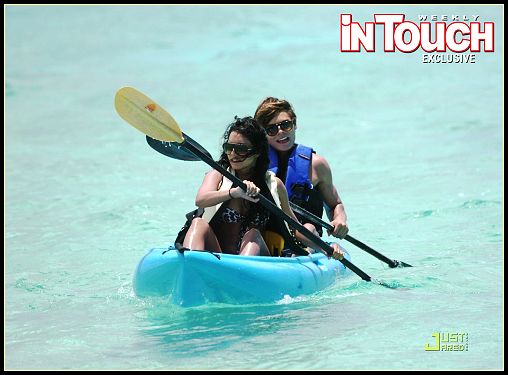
xmin=5 ymin=5 xmax=503 ymax=370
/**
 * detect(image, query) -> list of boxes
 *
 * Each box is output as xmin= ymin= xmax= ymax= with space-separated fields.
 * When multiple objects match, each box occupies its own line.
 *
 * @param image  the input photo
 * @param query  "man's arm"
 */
xmin=313 ymin=154 xmax=349 ymax=238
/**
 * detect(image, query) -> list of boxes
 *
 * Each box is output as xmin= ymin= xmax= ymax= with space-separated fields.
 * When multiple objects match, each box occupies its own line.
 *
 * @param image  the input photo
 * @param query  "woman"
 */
xmin=182 ymin=116 xmax=344 ymax=258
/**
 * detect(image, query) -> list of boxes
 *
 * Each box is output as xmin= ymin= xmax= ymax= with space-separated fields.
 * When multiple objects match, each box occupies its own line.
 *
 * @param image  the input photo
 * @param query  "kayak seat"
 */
xmin=263 ymin=230 xmax=285 ymax=257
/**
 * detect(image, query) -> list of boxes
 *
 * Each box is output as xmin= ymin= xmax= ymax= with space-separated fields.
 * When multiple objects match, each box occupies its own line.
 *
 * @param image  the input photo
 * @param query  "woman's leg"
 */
xmin=183 ymin=218 xmax=222 ymax=252
xmin=239 ymin=228 xmax=271 ymax=256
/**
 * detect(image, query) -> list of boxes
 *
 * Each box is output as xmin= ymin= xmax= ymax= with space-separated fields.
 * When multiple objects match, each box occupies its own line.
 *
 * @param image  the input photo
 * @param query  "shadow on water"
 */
xmin=137 ymin=298 xmax=311 ymax=356
xmin=132 ymin=265 xmax=429 ymax=358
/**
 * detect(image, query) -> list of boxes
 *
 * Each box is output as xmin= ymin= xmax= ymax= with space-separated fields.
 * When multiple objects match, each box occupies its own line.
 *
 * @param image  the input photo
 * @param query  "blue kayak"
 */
xmin=133 ymin=247 xmax=352 ymax=307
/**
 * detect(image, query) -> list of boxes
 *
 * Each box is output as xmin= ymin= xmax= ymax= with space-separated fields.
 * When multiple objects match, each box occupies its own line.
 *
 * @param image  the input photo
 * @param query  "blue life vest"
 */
xmin=269 ymin=144 xmax=325 ymax=235
xmin=268 ymin=144 xmax=314 ymax=202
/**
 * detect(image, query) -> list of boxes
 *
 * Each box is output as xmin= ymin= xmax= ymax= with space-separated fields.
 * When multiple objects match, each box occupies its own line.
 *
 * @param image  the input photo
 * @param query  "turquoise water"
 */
xmin=6 ymin=5 xmax=503 ymax=370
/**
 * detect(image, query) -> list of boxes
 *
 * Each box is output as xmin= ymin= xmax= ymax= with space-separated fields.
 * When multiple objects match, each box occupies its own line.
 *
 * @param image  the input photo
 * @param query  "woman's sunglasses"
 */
xmin=223 ymin=143 xmax=256 ymax=157
xmin=265 ymin=119 xmax=295 ymax=137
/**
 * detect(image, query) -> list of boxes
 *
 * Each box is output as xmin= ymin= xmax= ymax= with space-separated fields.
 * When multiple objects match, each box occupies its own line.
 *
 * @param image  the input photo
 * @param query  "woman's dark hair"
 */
xmin=218 ymin=116 xmax=269 ymax=184
xmin=217 ymin=116 xmax=270 ymax=224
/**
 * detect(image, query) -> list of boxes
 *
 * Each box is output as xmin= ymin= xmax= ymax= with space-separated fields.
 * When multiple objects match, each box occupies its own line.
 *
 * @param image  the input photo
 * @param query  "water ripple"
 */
xmin=415 ymin=210 xmax=438 ymax=219
xmin=14 ymin=278 xmax=45 ymax=292
xmin=461 ymin=199 xmax=501 ymax=208
xmin=6 ymin=81 xmax=15 ymax=97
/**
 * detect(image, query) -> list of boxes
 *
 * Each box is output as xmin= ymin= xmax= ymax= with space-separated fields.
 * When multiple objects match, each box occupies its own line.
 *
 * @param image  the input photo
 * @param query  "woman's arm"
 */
xmin=276 ymin=178 xmax=315 ymax=248
xmin=277 ymin=177 xmax=344 ymax=259
xmin=195 ymin=170 xmax=229 ymax=208
xmin=195 ymin=169 xmax=260 ymax=208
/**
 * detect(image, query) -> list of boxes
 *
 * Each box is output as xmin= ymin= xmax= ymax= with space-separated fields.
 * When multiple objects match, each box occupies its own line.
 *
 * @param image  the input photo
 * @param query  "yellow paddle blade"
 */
xmin=114 ymin=87 xmax=184 ymax=143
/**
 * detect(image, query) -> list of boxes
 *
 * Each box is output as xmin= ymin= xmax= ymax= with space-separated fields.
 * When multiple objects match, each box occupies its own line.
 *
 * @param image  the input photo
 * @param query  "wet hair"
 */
xmin=218 ymin=116 xmax=269 ymax=185
xmin=254 ymin=97 xmax=297 ymax=128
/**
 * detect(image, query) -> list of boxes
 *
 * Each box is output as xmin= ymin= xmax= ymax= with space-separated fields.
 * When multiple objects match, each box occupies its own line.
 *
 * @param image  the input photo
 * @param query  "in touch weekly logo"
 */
xmin=339 ymin=14 xmax=495 ymax=63
xmin=424 ymin=332 xmax=469 ymax=352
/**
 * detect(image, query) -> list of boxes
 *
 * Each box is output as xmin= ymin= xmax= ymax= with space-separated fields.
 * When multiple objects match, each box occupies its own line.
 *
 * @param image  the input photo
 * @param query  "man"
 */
xmin=254 ymin=97 xmax=348 ymax=240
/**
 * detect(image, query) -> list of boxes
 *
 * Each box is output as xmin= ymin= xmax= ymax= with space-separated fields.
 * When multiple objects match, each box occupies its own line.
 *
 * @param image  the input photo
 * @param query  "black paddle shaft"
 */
xmin=289 ymin=203 xmax=412 ymax=268
xmin=182 ymin=140 xmax=372 ymax=282
xmin=344 ymin=235 xmax=411 ymax=268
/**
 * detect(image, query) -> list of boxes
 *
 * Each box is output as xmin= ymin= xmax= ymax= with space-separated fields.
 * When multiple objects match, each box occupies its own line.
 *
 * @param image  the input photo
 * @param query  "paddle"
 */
xmin=115 ymin=86 xmax=394 ymax=287
xmin=288 ymin=204 xmax=412 ymax=268
xmin=146 ymin=133 xmax=211 ymax=161
xmin=145 ymin=134 xmax=412 ymax=268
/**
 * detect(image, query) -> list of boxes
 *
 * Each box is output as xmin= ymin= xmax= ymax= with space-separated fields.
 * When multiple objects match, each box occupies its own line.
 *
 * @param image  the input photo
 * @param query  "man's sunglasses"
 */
xmin=265 ymin=119 xmax=295 ymax=137
xmin=223 ymin=143 xmax=256 ymax=157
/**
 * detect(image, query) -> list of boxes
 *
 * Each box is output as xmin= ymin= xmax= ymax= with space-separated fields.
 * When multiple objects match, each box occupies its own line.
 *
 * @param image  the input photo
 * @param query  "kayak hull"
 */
xmin=133 ymin=247 xmax=351 ymax=307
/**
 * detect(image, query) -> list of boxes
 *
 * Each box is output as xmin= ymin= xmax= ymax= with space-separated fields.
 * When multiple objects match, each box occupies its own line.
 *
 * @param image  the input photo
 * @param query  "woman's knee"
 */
xmin=243 ymin=228 xmax=263 ymax=241
xmin=188 ymin=217 xmax=210 ymax=232
xmin=184 ymin=218 xmax=220 ymax=252
xmin=240 ymin=228 xmax=270 ymax=256
xmin=184 ymin=218 xmax=208 ymax=243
